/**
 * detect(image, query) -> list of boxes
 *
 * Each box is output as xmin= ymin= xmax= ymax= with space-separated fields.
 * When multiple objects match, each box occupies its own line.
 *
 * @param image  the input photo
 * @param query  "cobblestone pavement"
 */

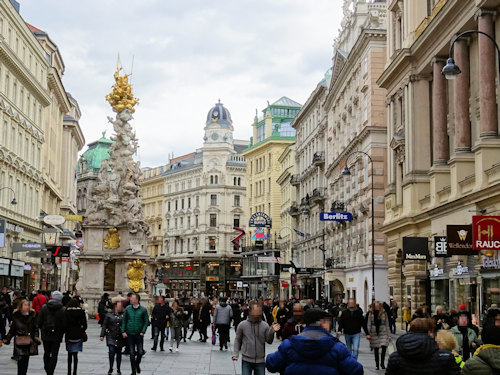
xmin=0 ymin=320 xmax=402 ymax=374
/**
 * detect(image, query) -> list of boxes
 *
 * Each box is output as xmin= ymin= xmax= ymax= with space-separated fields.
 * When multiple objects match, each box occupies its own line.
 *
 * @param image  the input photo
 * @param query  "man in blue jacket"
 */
xmin=266 ymin=308 xmax=363 ymax=375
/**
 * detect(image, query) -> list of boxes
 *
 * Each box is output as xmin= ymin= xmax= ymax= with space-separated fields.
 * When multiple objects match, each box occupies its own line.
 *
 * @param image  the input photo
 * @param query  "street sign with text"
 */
xmin=12 ymin=243 xmax=46 ymax=253
xmin=320 ymin=212 xmax=353 ymax=221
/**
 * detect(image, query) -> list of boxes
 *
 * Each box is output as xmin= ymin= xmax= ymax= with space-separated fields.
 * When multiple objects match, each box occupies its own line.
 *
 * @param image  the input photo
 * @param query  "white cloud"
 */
xmin=19 ymin=0 xmax=343 ymax=166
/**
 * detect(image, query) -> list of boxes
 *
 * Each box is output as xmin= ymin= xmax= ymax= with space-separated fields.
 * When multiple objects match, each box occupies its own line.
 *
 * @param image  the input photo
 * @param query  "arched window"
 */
xmin=238 ymin=178 xmax=241 ymax=186
xmin=210 ymin=176 xmax=214 ymax=184
xmin=215 ymin=175 xmax=218 ymax=184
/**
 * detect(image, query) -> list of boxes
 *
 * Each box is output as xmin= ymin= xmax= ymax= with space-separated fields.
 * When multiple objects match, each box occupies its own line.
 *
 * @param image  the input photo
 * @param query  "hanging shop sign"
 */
xmin=452 ymin=261 xmax=469 ymax=276
xmin=0 ymin=258 xmax=9 ymax=276
xmin=482 ymin=255 xmax=500 ymax=269
xmin=258 ymin=256 xmax=281 ymax=263
xmin=320 ymin=212 xmax=353 ymax=221
xmin=434 ymin=236 xmax=449 ymax=257
xmin=0 ymin=219 xmax=5 ymax=248
xmin=62 ymin=214 xmax=83 ymax=222
xmin=429 ymin=265 xmax=444 ymax=277
xmin=403 ymin=237 xmax=429 ymax=261
xmin=249 ymin=212 xmax=272 ymax=228
xmin=447 ymin=225 xmax=477 ymax=256
xmin=473 ymin=216 xmax=500 ymax=251
xmin=43 ymin=215 xmax=65 ymax=226
xmin=12 ymin=243 xmax=46 ymax=253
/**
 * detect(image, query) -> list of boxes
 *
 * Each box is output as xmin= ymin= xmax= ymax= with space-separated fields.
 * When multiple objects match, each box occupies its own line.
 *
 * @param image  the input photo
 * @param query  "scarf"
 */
xmin=458 ymin=326 xmax=470 ymax=360
xmin=374 ymin=311 xmax=382 ymax=335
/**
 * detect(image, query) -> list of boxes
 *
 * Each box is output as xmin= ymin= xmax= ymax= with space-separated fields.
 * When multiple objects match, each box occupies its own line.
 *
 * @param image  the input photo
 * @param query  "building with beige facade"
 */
xmin=323 ymin=0 xmax=388 ymax=311
xmin=276 ymin=143 xmax=296 ymax=299
xmin=242 ymin=97 xmax=301 ymax=298
xmin=378 ymin=0 xmax=500 ymax=320
xmin=0 ymin=0 xmax=84 ymax=292
xmin=291 ymin=74 xmax=329 ymax=301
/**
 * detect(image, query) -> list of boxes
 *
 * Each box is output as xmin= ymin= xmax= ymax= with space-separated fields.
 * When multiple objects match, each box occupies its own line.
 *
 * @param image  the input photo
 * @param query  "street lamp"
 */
xmin=442 ymin=30 xmax=500 ymax=79
xmin=342 ymin=151 xmax=375 ymax=303
xmin=0 ymin=187 xmax=17 ymax=205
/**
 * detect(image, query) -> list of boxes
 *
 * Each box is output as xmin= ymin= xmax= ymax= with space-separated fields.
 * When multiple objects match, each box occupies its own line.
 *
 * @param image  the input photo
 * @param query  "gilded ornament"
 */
xmin=127 ymin=259 xmax=145 ymax=292
xmin=104 ymin=228 xmax=120 ymax=249
xmin=105 ymin=67 xmax=139 ymax=113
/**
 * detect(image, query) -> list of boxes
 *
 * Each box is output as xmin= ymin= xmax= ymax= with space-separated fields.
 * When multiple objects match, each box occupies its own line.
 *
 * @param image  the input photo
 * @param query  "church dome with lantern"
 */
xmin=206 ymin=100 xmax=233 ymax=129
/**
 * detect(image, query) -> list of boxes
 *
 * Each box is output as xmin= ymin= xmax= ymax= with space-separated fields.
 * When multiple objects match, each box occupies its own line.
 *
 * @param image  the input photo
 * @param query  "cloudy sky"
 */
xmin=19 ymin=0 xmax=343 ymax=167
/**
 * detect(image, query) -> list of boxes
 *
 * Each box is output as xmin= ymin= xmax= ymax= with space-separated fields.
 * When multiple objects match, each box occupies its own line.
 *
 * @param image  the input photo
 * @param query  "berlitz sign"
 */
xmin=473 ymin=216 xmax=500 ymax=251
xmin=320 ymin=212 xmax=353 ymax=221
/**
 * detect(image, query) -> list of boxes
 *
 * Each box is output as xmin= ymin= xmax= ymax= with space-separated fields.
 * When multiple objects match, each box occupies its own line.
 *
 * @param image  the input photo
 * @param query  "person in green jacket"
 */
xmin=121 ymin=294 xmax=149 ymax=375
xmin=462 ymin=316 xmax=500 ymax=375
xmin=449 ymin=311 xmax=478 ymax=361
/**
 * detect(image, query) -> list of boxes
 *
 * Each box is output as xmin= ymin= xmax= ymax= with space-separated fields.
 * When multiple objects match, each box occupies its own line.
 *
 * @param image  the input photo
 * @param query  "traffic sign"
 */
xmin=75 ymin=238 xmax=84 ymax=249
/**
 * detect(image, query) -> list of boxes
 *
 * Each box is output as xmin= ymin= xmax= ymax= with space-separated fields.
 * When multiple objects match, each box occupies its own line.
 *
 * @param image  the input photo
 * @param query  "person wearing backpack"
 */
xmin=38 ymin=291 xmax=65 ymax=375
xmin=32 ymin=290 xmax=48 ymax=315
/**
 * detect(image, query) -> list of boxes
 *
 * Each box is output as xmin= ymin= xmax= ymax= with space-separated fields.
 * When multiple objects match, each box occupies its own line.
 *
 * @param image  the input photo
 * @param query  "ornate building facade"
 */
xmin=378 ymin=0 xmax=500 ymax=320
xmin=242 ymin=97 xmax=301 ymax=298
xmin=323 ymin=0 xmax=388 ymax=311
xmin=154 ymin=101 xmax=248 ymax=298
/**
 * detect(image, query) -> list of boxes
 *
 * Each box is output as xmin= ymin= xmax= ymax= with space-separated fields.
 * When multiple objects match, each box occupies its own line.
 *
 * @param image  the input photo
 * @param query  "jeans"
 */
xmin=170 ymin=326 xmax=181 ymax=348
xmin=127 ymin=334 xmax=144 ymax=372
xmin=389 ymin=317 xmax=396 ymax=334
xmin=242 ymin=360 xmax=265 ymax=375
xmin=152 ymin=325 xmax=166 ymax=350
xmin=17 ymin=355 xmax=30 ymax=375
xmin=181 ymin=319 xmax=189 ymax=339
xmin=43 ymin=340 xmax=61 ymax=375
xmin=344 ymin=333 xmax=361 ymax=359
xmin=216 ymin=324 xmax=230 ymax=348
xmin=108 ymin=344 xmax=122 ymax=371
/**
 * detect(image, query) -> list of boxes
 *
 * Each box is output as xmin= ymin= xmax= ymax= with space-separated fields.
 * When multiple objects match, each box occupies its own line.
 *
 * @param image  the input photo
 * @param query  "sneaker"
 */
xmin=169 ymin=347 xmax=173 ymax=352
xmin=174 ymin=348 xmax=179 ymax=353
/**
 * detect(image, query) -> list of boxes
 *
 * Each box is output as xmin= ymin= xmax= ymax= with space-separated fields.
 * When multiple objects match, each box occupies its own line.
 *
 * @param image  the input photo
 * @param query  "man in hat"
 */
xmin=267 ymin=308 xmax=363 ymax=375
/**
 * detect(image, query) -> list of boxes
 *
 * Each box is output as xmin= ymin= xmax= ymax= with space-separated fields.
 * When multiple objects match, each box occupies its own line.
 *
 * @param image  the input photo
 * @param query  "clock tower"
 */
xmin=203 ymin=99 xmax=234 ymax=148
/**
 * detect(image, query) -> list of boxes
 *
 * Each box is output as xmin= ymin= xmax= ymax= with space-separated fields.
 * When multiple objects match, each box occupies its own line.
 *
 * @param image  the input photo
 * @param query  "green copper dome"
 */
xmin=78 ymin=131 xmax=114 ymax=173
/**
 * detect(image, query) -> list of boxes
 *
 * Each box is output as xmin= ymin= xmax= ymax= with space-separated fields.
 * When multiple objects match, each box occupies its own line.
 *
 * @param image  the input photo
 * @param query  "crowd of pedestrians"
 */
xmin=1 ymin=285 xmax=500 ymax=375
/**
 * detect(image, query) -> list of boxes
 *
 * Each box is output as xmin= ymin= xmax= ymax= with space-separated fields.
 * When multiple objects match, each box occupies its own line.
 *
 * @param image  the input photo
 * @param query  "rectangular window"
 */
xmin=196 ymin=196 xmax=199 ymax=207
xmin=175 ymin=200 xmax=178 ymax=210
xmin=187 ymin=216 xmax=191 ymax=228
xmin=210 ymin=214 xmax=217 ymax=227
xmin=234 ymin=195 xmax=240 ymax=207
xmin=168 ymin=201 xmax=171 ymax=211
xmin=209 ymin=236 xmax=216 ymax=251
xmin=210 ymin=194 xmax=217 ymax=206
xmin=195 ymin=215 xmax=199 ymax=228
xmin=234 ymin=215 xmax=240 ymax=228
xmin=174 ymin=218 xmax=178 ymax=229
xmin=188 ymin=197 xmax=191 ymax=208
xmin=181 ymin=198 xmax=185 ymax=209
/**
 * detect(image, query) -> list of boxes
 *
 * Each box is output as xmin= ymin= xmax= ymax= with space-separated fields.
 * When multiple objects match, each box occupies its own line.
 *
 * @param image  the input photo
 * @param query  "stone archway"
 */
xmin=331 ymin=279 xmax=344 ymax=303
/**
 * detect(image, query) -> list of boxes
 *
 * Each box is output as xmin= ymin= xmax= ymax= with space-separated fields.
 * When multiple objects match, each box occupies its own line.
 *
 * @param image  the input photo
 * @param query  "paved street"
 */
xmin=0 ymin=319 xmax=401 ymax=374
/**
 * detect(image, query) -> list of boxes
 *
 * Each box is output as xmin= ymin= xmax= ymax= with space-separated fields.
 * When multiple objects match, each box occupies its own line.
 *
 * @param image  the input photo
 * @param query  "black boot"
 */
xmin=381 ymin=345 xmax=387 ymax=369
xmin=374 ymin=348 xmax=380 ymax=370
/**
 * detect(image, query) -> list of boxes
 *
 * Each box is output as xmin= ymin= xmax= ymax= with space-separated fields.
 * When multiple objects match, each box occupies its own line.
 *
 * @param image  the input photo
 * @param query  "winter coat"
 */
xmin=450 ymin=325 xmax=477 ymax=356
xmin=170 ymin=307 xmax=184 ymax=328
xmin=281 ymin=318 xmax=306 ymax=341
xmin=121 ymin=304 xmax=149 ymax=335
xmin=64 ymin=307 xmax=87 ymax=341
xmin=234 ymin=316 xmax=275 ymax=363
xmin=191 ymin=307 xmax=201 ymax=330
xmin=32 ymin=293 xmax=47 ymax=314
xmin=199 ymin=302 xmax=211 ymax=327
xmin=38 ymin=299 xmax=65 ymax=342
xmin=385 ymin=333 xmax=461 ymax=375
xmin=214 ymin=302 xmax=233 ymax=325
xmin=461 ymin=344 xmax=500 ymax=375
xmin=151 ymin=303 xmax=171 ymax=329
xmin=100 ymin=311 xmax=125 ymax=347
xmin=338 ymin=308 xmax=368 ymax=335
xmin=366 ymin=309 xmax=390 ymax=348
xmin=266 ymin=326 xmax=363 ymax=375
xmin=276 ymin=308 xmax=289 ymax=327
xmin=5 ymin=310 xmax=40 ymax=356
xmin=97 ymin=298 xmax=112 ymax=324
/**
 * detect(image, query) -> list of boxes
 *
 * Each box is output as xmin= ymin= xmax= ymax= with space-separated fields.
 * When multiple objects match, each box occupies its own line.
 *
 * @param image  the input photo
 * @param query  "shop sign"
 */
xmin=62 ymin=214 xmax=83 ymax=222
xmin=10 ymin=260 xmax=25 ymax=277
xmin=295 ymin=267 xmax=312 ymax=275
xmin=447 ymin=225 xmax=477 ymax=256
xmin=249 ymin=212 xmax=272 ymax=228
xmin=258 ymin=256 xmax=281 ymax=263
xmin=0 ymin=258 xmax=9 ymax=276
xmin=236 ymin=281 xmax=243 ymax=288
xmin=434 ymin=236 xmax=449 ymax=257
xmin=43 ymin=215 xmax=65 ymax=226
xmin=206 ymin=276 xmax=219 ymax=281
xmin=280 ymin=264 xmax=293 ymax=273
xmin=282 ymin=281 xmax=289 ymax=288
xmin=482 ymin=257 xmax=500 ymax=269
xmin=5 ymin=222 xmax=23 ymax=234
xmin=0 ymin=219 xmax=5 ymax=248
xmin=12 ymin=243 xmax=45 ymax=253
xmin=452 ymin=262 xmax=469 ymax=276
xmin=473 ymin=216 xmax=500 ymax=250
xmin=320 ymin=212 xmax=353 ymax=222
xmin=429 ymin=265 xmax=444 ymax=277
xmin=403 ymin=237 xmax=429 ymax=261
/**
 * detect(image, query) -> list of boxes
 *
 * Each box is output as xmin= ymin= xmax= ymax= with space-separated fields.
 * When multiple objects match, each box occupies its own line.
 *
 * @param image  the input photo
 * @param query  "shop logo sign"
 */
xmin=447 ymin=225 xmax=477 ymax=256
xmin=434 ymin=236 xmax=449 ymax=257
xmin=482 ymin=257 xmax=500 ymax=269
xmin=403 ymin=237 xmax=429 ymax=261
xmin=473 ymin=216 xmax=500 ymax=251
xmin=452 ymin=261 xmax=469 ymax=276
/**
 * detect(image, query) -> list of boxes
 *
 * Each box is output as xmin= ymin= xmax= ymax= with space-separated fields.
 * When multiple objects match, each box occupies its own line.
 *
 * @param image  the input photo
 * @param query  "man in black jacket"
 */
xmin=150 ymin=296 xmax=171 ymax=351
xmin=38 ymin=291 xmax=65 ymax=375
xmin=337 ymin=298 xmax=368 ymax=360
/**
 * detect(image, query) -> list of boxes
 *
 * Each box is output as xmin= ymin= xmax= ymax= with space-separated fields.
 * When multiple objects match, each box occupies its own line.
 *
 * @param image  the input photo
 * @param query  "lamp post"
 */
xmin=442 ymin=30 xmax=500 ymax=79
xmin=341 ymin=151 xmax=375 ymax=303
xmin=0 ymin=187 xmax=18 ymax=205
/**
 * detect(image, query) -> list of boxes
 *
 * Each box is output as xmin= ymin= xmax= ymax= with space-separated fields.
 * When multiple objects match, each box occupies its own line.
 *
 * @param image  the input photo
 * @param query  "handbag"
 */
xmin=82 ymin=332 xmax=88 ymax=342
xmin=211 ymin=325 xmax=217 ymax=345
xmin=15 ymin=335 xmax=32 ymax=346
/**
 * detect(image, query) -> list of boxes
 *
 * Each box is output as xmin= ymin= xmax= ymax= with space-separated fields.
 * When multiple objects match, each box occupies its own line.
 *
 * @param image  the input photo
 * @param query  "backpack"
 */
xmin=44 ymin=308 xmax=58 ymax=335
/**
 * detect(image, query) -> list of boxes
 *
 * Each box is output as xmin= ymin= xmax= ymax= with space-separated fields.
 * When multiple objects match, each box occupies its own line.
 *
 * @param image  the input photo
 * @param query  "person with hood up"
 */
xmin=462 ymin=308 xmax=500 ymax=375
xmin=232 ymin=302 xmax=279 ymax=375
xmin=266 ymin=308 xmax=363 ymax=375
xmin=385 ymin=318 xmax=460 ymax=375
xmin=38 ymin=291 xmax=65 ymax=375
xmin=213 ymin=297 xmax=233 ymax=351
xmin=449 ymin=310 xmax=478 ymax=361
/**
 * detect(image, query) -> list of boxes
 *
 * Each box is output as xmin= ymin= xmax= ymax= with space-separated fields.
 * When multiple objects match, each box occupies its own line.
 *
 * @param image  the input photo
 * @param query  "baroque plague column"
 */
xmin=76 ymin=66 xmax=150 ymax=314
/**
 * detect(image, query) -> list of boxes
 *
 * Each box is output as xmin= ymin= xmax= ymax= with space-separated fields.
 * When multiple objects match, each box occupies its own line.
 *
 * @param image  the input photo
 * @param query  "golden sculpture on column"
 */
xmin=103 ymin=228 xmax=120 ymax=249
xmin=105 ymin=66 xmax=139 ymax=113
xmin=127 ymin=259 xmax=146 ymax=292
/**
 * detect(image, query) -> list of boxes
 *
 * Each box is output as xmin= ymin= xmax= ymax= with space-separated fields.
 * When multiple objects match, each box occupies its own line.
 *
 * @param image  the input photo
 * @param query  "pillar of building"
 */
xmin=477 ymin=9 xmax=498 ymax=138
xmin=432 ymin=58 xmax=449 ymax=164
xmin=453 ymin=39 xmax=471 ymax=152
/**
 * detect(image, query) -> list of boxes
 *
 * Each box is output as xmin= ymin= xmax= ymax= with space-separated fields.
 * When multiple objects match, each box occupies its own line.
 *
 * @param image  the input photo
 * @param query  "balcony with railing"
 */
xmin=312 ymin=151 xmax=325 ymax=166
xmin=290 ymin=174 xmax=300 ymax=186
xmin=311 ymin=188 xmax=325 ymax=203
xmin=288 ymin=202 xmax=300 ymax=217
